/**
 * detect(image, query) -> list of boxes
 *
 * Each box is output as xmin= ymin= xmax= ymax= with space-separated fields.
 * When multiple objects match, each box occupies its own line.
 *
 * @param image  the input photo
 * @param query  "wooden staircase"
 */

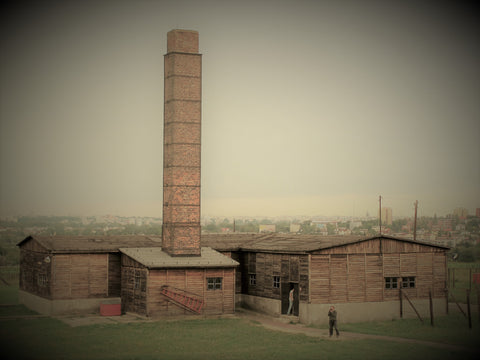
xmin=161 ymin=286 xmax=204 ymax=314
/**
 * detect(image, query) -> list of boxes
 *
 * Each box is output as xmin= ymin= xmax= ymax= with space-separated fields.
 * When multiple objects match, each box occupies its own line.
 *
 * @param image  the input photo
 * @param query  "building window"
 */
xmin=249 ymin=274 xmax=256 ymax=286
xmin=134 ymin=273 xmax=141 ymax=290
xmin=37 ymin=274 xmax=47 ymax=287
xmin=402 ymin=277 xmax=415 ymax=289
xmin=207 ymin=277 xmax=222 ymax=290
xmin=273 ymin=276 xmax=280 ymax=289
xmin=385 ymin=277 xmax=398 ymax=289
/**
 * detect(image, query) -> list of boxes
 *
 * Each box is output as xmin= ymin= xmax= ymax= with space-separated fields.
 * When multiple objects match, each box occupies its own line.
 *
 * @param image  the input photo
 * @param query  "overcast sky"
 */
xmin=1 ymin=0 xmax=479 ymax=219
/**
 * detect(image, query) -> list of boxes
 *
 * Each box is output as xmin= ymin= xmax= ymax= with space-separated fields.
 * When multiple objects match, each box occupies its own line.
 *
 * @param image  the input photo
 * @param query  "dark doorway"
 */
xmin=281 ymin=282 xmax=299 ymax=316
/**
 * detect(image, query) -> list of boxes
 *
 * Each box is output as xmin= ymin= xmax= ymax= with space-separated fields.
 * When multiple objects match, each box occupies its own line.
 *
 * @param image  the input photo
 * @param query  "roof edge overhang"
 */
xmin=145 ymin=264 xmax=239 ymax=270
xmin=307 ymin=234 xmax=450 ymax=253
xmin=16 ymin=235 xmax=34 ymax=247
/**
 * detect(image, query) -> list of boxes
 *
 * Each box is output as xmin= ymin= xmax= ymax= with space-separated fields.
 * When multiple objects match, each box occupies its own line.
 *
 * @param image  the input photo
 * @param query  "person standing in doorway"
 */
xmin=287 ymin=287 xmax=294 ymax=315
xmin=328 ymin=305 xmax=340 ymax=337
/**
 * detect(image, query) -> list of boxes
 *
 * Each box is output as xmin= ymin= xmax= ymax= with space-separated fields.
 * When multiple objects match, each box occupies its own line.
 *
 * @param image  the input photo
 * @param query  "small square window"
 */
xmin=402 ymin=277 xmax=415 ymax=289
xmin=207 ymin=277 xmax=222 ymax=290
xmin=385 ymin=277 xmax=398 ymax=289
xmin=249 ymin=274 xmax=256 ymax=286
xmin=273 ymin=276 xmax=280 ymax=289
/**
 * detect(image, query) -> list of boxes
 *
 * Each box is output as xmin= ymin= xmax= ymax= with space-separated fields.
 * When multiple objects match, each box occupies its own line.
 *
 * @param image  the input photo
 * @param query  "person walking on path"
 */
xmin=328 ymin=305 xmax=340 ymax=337
xmin=287 ymin=287 xmax=294 ymax=315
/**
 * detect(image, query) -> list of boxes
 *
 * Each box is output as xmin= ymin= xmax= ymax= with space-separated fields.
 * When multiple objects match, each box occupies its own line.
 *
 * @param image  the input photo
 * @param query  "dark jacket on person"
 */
xmin=328 ymin=310 xmax=337 ymax=321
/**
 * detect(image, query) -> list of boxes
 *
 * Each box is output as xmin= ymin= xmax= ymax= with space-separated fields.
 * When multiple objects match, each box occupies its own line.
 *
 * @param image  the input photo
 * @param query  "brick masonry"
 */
xmin=162 ymin=30 xmax=202 ymax=256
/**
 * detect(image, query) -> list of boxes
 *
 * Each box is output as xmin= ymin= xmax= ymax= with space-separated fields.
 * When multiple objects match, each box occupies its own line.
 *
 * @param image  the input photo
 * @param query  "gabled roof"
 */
xmin=17 ymin=233 xmax=449 ymax=255
xmin=119 ymin=247 xmax=239 ymax=268
xmin=17 ymin=235 xmax=162 ymax=253
xmin=201 ymin=233 xmax=449 ymax=254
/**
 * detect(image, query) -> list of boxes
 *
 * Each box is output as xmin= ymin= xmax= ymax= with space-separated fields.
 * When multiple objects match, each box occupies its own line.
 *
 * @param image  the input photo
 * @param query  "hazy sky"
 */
xmin=1 ymin=0 xmax=479 ymax=219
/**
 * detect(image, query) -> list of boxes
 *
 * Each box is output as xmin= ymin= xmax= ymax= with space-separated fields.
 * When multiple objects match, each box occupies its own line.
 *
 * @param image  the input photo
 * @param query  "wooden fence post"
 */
xmin=399 ymin=288 xmax=403 ymax=318
xmin=466 ymin=289 xmax=472 ymax=329
xmin=452 ymin=268 xmax=455 ymax=289
xmin=429 ymin=290 xmax=434 ymax=326
xmin=445 ymin=287 xmax=449 ymax=315
xmin=469 ymin=268 xmax=472 ymax=291
xmin=477 ymin=286 xmax=480 ymax=323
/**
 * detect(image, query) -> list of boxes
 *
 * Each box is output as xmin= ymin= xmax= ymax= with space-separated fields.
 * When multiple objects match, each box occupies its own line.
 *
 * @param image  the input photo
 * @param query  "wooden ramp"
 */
xmin=161 ymin=286 xmax=204 ymax=314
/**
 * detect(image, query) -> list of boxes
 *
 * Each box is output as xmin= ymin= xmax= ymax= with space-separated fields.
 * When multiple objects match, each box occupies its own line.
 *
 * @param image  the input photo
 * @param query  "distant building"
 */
xmin=453 ymin=207 xmax=468 ymax=219
xmin=437 ymin=218 xmax=453 ymax=232
xmin=381 ymin=207 xmax=393 ymax=225
xmin=349 ymin=221 xmax=362 ymax=230
xmin=476 ymin=208 xmax=480 ymax=218
xmin=290 ymin=224 xmax=301 ymax=233
xmin=259 ymin=224 xmax=276 ymax=233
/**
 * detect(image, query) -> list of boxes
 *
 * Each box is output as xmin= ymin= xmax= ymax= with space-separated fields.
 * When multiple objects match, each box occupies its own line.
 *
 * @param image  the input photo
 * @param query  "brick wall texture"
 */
xmin=163 ymin=30 xmax=202 ymax=256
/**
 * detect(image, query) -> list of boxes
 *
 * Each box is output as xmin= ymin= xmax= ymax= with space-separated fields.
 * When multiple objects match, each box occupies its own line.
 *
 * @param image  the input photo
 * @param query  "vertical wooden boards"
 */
xmin=417 ymin=253 xmax=433 ymax=298
xmin=433 ymin=253 xmax=446 ymax=297
xmin=52 ymin=254 xmax=108 ymax=299
xmin=310 ymin=255 xmax=329 ymax=303
xmin=108 ymin=253 xmax=121 ymax=297
xmin=347 ymin=254 xmax=365 ymax=302
xmin=330 ymin=255 xmax=347 ymax=303
xmin=366 ymin=255 xmax=383 ymax=302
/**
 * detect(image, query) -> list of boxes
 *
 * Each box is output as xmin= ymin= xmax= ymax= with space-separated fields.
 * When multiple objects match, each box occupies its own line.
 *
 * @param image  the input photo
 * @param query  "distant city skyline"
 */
xmin=1 ymin=1 xmax=479 ymax=220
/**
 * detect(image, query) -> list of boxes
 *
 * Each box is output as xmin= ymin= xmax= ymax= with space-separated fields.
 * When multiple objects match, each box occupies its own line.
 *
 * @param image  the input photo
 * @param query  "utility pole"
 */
xmin=379 ymin=195 xmax=382 ymax=235
xmin=413 ymin=200 xmax=418 ymax=241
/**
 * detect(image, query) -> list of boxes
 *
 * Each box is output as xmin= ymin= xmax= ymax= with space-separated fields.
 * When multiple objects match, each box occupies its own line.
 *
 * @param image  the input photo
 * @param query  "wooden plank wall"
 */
xmin=242 ymin=252 xmax=309 ymax=301
xmin=121 ymin=255 xmax=147 ymax=315
xmin=146 ymin=267 xmax=235 ymax=317
xmin=108 ymin=253 xmax=121 ymax=297
xmin=347 ymin=254 xmax=365 ymax=302
xmin=52 ymin=254 xmax=109 ymax=299
xmin=19 ymin=248 xmax=51 ymax=299
xmin=316 ymin=238 xmax=445 ymax=255
xmin=310 ymin=255 xmax=329 ymax=303
xmin=310 ymin=250 xmax=446 ymax=304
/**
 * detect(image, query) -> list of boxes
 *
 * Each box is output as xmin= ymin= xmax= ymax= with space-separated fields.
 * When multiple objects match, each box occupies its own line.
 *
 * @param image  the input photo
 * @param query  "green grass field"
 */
xmin=1 ymin=285 xmax=479 ymax=360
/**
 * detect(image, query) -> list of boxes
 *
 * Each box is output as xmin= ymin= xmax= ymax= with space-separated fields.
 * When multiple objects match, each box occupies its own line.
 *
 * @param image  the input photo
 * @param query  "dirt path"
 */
xmin=235 ymin=308 xmax=479 ymax=354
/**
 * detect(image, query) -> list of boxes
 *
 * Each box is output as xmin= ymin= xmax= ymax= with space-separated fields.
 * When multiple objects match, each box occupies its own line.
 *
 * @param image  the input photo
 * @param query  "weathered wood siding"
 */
xmin=19 ymin=240 xmax=51 ymax=299
xmin=121 ymin=255 xmax=148 ymax=315
xmin=241 ymin=252 xmax=309 ymax=302
xmin=314 ymin=238 xmax=445 ymax=255
xmin=120 ymin=252 xmax=236 ymax=317
xmin=146 ymin=267 xmax=235 ymax=317
xmin=51 ymin=253 xmax=109 ymax=299
xmin=310 ymin=240 xmax=447 ymax=304
xmin=108 ymin=253 xmax=121 ymax=297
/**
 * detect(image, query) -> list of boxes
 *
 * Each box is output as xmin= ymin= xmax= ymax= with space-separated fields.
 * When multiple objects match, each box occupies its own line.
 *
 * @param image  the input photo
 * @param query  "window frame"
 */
xmin=273 ymin=275 xmax=280 ymax=289
xmin=134 ymin=273 xmax=141 ymax=290
xmin=401 ymin=276 xmax=415 ymax=289
xmin=385 ymin=277 xmax=398 ymax=289
xmin=37 ymin=273 xmax=47 ymax=287
xmin=207 ymin=277 xmax=223 ymax=291
xmin=249 ymin=274 xmax=256 ymax=286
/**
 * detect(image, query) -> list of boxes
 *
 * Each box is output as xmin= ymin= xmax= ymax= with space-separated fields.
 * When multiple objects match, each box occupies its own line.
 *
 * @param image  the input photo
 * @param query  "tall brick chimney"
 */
xmin=162 ymin=30 xmax=202 ymax=256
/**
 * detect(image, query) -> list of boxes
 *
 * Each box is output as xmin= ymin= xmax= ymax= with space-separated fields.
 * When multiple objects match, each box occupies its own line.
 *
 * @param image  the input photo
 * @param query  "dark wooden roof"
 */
xmin=201 ymin=233 xmax=449 ymax=254
xmin=18 ymin=233 xmax=448 ymax=255
xmin=17 ymin=235 xmax=162 ymax=253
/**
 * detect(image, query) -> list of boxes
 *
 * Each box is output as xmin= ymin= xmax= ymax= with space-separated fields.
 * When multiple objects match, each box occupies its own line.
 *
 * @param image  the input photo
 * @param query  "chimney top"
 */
xmin=167 ymin=29 xmax=199 ymax=54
